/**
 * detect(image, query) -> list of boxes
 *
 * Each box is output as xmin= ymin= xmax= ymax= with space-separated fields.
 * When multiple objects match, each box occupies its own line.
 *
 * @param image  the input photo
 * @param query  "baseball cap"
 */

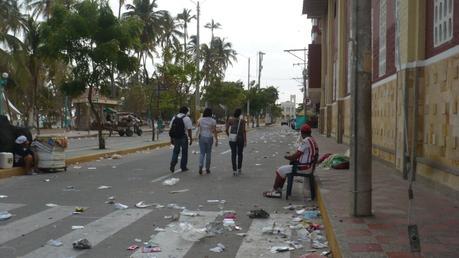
xmin=15 ymin=135 xmax=28 ymax=144
xmin=300 ymin=124 xmax=311 ymax=133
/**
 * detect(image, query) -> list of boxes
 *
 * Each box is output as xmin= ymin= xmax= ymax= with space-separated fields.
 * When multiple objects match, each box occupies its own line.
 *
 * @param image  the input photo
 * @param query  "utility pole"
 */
xmin=247 ymin=58 xmax=250 ymax=124
xmin=194 ymin=1 xmax=201 ymax=124
xmin=256 ymin=51 xmax=265 ymax=127
xmin=349 ymin=0 xmax=372 ymax=216
xmin=284 ymin=48 xmax=308 ymax=118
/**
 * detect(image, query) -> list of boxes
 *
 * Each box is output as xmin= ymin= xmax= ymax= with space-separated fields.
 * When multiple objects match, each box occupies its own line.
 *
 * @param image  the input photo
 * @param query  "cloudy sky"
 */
xmin=109 ymin=0 xmax=312 ymax=103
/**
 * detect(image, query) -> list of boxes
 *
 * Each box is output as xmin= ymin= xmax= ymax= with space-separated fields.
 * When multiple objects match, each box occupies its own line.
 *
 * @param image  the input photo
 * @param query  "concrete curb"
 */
xmin=315 ymin=177 xmax=342 ymax=258
xmin=0 ymin=140 xmax=171 ymax=179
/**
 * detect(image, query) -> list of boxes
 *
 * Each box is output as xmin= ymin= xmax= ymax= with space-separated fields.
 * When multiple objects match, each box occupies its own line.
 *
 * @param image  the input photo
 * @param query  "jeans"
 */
xmin=229 ymin=139 xmax=244 ymax=171
xmin=170 ymin=137 xmax=188 ymax=170
xmin=199 ymin=136 xmax=214 ymax=169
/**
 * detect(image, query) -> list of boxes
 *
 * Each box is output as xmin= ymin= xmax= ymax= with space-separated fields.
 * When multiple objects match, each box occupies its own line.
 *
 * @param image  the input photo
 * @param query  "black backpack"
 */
xmin=169 ymin=115 xmax=185 ymax=138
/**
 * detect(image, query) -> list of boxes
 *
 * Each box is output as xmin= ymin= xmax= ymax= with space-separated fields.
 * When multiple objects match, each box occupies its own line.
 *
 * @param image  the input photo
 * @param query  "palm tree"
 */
xmin=118 ymin=0 xmax=125 ymax=19
xmin=159 ymin=11 xmax=183 ymax=64
xmin=204 ymin=19 xmax=221 ymax=45
xmin=200 ymin=37 xmax=237 ymax=87
xmin=124 ymin=0 xmax=164 ymax=84
xmin=0 ymin=0 xmax=24 ymax=36
xmin=176 ymin=9 xmax=195 ymax=60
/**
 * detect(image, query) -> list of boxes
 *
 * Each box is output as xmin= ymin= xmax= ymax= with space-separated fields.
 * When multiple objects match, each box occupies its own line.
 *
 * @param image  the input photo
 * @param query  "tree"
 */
xmin=204 ymin=19 xmax=221 ymax=45
xmin=176 ymin=8 xmax=195 ymax=62
xmin=41 ymin=1 xmax=142 ymax=149
xmin=201 ymin=37 xmax=237 ymax=88
xmin=203 ymin=80 xmax=245 ymax=119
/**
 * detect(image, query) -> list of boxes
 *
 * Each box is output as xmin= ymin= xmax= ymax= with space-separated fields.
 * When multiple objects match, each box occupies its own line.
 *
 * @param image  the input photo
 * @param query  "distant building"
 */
xmin=280 ymin=95 xmax=297 ymax=119
xmin=72 ymin=89 xmax=119 ymax=130
xmin=303 ymin=0 xmax=459 ymax=192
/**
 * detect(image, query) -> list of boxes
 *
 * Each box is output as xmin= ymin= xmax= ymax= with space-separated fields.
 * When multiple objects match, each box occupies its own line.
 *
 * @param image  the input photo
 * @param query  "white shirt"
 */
xmin=170 ymin=113 xmax=193 ymax=135
xmin=198 ymin=117 xmax=216 ymax=138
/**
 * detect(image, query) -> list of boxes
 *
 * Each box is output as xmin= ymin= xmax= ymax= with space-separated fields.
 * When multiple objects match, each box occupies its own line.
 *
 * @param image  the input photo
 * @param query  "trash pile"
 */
xmin=319 ymin=153 xmax=349 ymax=170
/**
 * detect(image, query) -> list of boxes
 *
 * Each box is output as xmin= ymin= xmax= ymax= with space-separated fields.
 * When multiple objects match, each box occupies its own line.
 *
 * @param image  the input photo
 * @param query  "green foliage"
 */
xmin=204 ymin=81 xmax=246 ymax=113
xmin=247 ymin=86 xmax=279 ymax=116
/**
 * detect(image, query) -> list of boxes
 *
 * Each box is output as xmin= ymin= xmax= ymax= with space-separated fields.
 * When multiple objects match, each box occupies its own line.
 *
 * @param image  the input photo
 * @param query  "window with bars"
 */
xmin=379 ymin=0 xmax=387 ymax=77
xmin=434 ymin=0 xmax=454 ymax=47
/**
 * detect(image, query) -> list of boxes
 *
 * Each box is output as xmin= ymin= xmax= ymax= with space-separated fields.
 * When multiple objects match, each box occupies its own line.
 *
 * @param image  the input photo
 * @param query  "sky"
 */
xmin=108 ymin=0 xmax=312 ymax=103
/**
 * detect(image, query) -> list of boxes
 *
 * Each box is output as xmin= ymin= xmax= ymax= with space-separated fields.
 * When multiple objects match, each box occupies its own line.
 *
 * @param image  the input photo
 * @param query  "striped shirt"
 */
xmin=297 ymin=136 xmax=319 ymax=165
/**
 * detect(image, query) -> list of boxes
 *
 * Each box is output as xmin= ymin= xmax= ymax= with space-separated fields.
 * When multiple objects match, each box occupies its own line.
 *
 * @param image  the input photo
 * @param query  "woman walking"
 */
xmin=225 ymin=108 xmax=247 ymax=176
xmin=197 ymin=108 xmax=218 ymax=174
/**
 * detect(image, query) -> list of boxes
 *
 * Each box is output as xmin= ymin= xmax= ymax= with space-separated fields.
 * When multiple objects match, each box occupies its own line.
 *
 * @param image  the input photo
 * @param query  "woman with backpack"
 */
xmin=197 ymin=108 xmax=218 ymax=174
xmin=225 ymin=108 xmax=247 ymax=176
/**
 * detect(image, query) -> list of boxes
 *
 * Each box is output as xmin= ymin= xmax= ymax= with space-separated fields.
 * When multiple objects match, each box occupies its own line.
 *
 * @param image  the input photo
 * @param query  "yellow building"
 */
xmin=303 ymin=0 xmax=459 ymax=193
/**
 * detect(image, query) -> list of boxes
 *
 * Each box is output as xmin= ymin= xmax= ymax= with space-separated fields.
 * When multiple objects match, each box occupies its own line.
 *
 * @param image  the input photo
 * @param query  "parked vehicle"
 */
xmin=92 ymin=110 xmax=143 ymax=137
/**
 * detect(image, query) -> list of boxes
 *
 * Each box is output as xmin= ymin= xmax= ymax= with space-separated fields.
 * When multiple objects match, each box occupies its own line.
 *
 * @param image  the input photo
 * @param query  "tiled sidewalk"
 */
xmin=314 ymin=133 xmax=459 ymax=258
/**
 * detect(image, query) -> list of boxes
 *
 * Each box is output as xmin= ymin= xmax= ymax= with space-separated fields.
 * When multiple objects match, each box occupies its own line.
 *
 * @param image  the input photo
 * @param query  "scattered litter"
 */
xmin=111 ymin=154 xmax=122 ymax=159
xmin=71 ymin=225 xmax=84 ymax=230
xmin=209 ymin=243 xmax=225 ymax=253
xmin=169 ymin=189 xmax=189 ymax=194
xmin=180 ymin=210 xmax=199 ymax=217
xmin=167 ymin=203 xmax=185 ymax=210
xmin=0 ymin=211 xmax=12 ymax=221
xmin=312 ymin=241 xmax=328 ymax=249
xmin=270 ymin=246 xmax=294 ymax=253
xmin=248 ymin=209 xmax=270 ymax=219
xmin=73 ymin=238 xmax=91 ymax=249
xmin=73 ymin=165 xmax=82 ymax=169
xmin=87 ymin=167 xmax=97 ymax=170
xmin=154 ymin=227 xmax=165 ymax=232
xmin=164 ymin=215 xmax=172 ymax=219
xmin=255 ymin=164 xmax=262 ymax=166
xmin=114 ymin=203 xmax=128 ymax=210
xmin=296 ymin=209 xmax=305 ymax=215
xmin=47 ymin=239 xmax=63 ymax=247
xmin=97 ymin=185 xmax=112 ymax=190
xmin=0 ymin=195 xmax=7 ymax=198
xmin=162 ymin=178 xmax=180 ymax=186
xmin=155 ymin=204 xmax=165 ymax=209
xmin=141 ymin=246 xmax=161 ymax=253
xmin=112 ymin=166 xmax=117 ymax=169
xmin=127 ymin=244 xmax=139 ymax=251
xmin=64 ymin=186 xmax=78 ymax=192
xmin=303 ymin=210 xmax=320 ymax=219
xmin=207 ymin=200 xmax=220 ymax=203
xmin=73 ymin=207 xmax=85 ymax=214
xmin=286 ymin=240 xmax=303 ymax=249
xmin=134 ymin=238 xmax=142 ymax=243
xmin=46 ymin=203 xmax=59 ymax=207
xmin=44 ymin=179 xmax=50 ymax=182
xmin=135 ymin=201 xmax=153 ymax=208
xmin=236 ymin=233 xmax=247 ymax=237
xmin=173 ymin=222 xmax=207 ymax=241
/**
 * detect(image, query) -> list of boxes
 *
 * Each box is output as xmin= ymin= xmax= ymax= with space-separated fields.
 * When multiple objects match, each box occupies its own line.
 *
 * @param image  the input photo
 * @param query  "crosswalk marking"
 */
xmin=22 ymin=208 xmax=152 ymax=258
xmin=0 ymin=206 xmax=74 ymax=245
xmin=235 ymin=214 xmax=292 ymax=258
xmin=130 ymin=211 xmax=220 ymax=258
xmin=0 ymin=203 xmax=24 ymax=211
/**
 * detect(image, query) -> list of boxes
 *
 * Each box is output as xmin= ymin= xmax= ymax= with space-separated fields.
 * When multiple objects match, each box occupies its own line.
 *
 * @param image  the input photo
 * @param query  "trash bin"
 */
xmin=0 ymin=152 xmax=13 ymax=169
xmin=32 ymin=136 xmax=68 ymax=172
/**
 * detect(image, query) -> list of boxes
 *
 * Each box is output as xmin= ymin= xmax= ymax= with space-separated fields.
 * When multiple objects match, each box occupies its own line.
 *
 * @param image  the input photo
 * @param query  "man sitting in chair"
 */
xmin=263 ymin=124 xmax=319 ymax=198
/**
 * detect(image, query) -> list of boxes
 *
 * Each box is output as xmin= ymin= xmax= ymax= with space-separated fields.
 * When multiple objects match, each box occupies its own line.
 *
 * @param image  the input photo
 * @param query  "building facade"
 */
xmin=303 ymin=0 xmax=459 ymax=192
xmin=280 ymin=95 xmax=297 ymax=119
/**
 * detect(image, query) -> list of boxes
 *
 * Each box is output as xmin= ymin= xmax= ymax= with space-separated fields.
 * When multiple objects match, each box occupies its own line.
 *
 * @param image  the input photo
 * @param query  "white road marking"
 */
xmin=0 ymin=203 xmax=24 ymax=211
xmin=235 ymin=213 xmax=292 ymax=258
xmin=0 ymin=206 xmax=74 ymax=245
xmin=22 ymin=209 xmax=151 ymax=258
xmin=130 ymin=211 xmax=220 ymax=258
xmin=220 ymin=149 xmax=231 ymax=155
xmin=151 ymin=169 xmax=181 ymax=183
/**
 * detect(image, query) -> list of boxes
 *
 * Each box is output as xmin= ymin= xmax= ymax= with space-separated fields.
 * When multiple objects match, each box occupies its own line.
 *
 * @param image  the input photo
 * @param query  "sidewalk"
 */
xmin=314 ymin=133 xmax=459 ymax=258
xmin=33 ymin=126 xmax=154 ymax=139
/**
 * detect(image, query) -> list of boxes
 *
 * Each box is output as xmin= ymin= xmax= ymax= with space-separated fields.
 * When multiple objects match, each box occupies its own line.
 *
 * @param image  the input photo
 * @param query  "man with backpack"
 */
xmin=169 ymin=106 xmax=193 ymax=172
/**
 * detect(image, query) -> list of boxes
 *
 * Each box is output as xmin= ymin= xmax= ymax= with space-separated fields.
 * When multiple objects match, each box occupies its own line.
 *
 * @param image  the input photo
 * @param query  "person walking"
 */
xmin=197 ymin=108 xmax=218 ymax=175
xmin=169 ymin=106 xmax=193 ymax=172
xmin=225 ymin=108 xmax=247 ymax=176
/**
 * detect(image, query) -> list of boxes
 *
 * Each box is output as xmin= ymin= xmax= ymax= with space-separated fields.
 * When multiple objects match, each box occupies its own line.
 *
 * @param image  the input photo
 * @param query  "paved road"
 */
xmin=0 ymin=126 xmax=326 ymax=258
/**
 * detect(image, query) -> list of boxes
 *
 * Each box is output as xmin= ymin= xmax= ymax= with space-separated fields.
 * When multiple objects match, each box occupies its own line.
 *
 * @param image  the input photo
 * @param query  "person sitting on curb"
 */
xmin=13 ymin=135 xmax=37 ymax=175
xmin=263 ymin=124 xmax=319 ymax=198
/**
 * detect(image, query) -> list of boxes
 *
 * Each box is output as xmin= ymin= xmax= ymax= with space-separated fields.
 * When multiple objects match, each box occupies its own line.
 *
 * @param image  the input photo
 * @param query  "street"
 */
xmin=0 ymin=126 xmax=325 ymax=258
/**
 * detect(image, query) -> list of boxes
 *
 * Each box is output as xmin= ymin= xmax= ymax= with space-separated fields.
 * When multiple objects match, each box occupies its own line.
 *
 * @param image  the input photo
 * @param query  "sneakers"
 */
xmin=233 ymin=170 xmax=237 ymax=176
xmin=206 ymin=168 xmax=211 ymax=174
xmin=198 ymin=167 xmax=203 ymax=175
xmin=237 ymin=169 xmax=242 ymax=175
xmin=170 ymin=165 xmax=175 ymax=173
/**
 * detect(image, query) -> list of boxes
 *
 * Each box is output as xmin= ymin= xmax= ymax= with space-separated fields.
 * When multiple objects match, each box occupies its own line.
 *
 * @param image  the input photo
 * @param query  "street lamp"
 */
xmin=0 ymin=72 xmax=9 ymax=116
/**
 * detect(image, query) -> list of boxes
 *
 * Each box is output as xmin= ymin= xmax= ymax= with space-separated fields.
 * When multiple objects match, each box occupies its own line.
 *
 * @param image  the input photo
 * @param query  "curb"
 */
xmin=315 ymin=177 xmax=343 ymax=258
xmin=0 ymin=140 xmax=171 ymax=179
